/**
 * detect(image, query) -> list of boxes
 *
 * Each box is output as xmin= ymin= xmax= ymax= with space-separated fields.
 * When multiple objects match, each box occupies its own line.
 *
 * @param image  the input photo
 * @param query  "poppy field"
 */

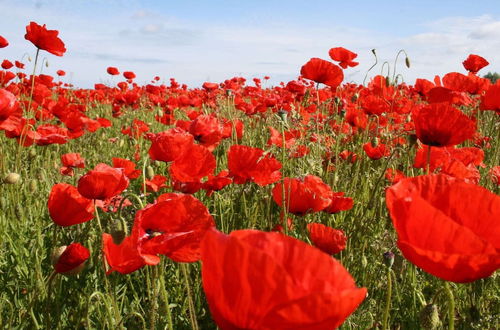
xmin=1 ymin=22 xmax=500 ymax=329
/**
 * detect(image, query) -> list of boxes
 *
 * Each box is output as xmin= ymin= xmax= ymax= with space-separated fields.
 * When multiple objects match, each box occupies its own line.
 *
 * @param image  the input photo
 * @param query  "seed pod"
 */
xmin=146 ymin=166 xmax=155 ymax=180
xmin=3 ymin=172 xmax=21 ymax=184
xmin=119 ymin=139 xmax=125 ymax=148
xmin=419 ymin=304 xmax=440 ymax=330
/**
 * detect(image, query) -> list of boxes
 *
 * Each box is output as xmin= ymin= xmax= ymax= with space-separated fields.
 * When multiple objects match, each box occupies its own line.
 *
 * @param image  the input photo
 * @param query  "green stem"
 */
xmin=444 ymin=281 xmax=455 ymax=330
xmin=94 ymin=202 xmax=123 ymax=328
xmin=382 ymin=267 xmax=392 ymax=330
xmin=159 ymin=262 xmax=174 ymax=330
xmin=180 ymin=263 xmax=199 ymax=330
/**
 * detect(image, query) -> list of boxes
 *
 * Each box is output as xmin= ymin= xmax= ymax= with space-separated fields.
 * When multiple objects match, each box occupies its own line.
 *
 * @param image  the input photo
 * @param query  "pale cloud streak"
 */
xmin=0 ymin=1 xmax=499 ymax=88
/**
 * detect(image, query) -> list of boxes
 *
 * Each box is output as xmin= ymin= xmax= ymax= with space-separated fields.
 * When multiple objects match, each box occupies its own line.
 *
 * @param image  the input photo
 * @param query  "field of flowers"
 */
xmin=0 ymin=22 xmax=499 ymax=329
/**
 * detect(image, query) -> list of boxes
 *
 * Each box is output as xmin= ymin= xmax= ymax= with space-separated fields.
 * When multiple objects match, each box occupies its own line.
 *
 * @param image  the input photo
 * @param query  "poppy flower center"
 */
xmin=145 ymin=229 xmax=163 ymax=238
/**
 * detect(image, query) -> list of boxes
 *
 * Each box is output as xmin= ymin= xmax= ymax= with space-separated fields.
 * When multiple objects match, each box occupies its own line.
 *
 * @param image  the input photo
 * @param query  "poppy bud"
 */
xmin=110 ymin=218 xmax=127 ymax=245
xmin=36 ymin=169 xmax=45 ymax=181
xmin=351 ymin=93 xmax=359 ymax=102
xmin=371 ymin=49 xmax=377 ymax=56
xmin=29 ymin=179 xmax=38 ymax=192
xmin=385 ymin=76 xmax=391 ymax=87
xmin=29 ymin=148 xmax=37 ymax=159
xmin=52 ymin=243 xmax=90 ymax=276
xmin=28 ymin=56 xmax=32 ymax=62
xmin=146 ymin=166 xmax=155 ymax=180
xmin=45 ymin=60 xmax=49 ymax=68
xmin=419 ymin=304 xmax=440 ymax=330
xmin=383 ymin=251 xmax=395 ymax=268
xmin=277 ymin=109 xmax=287 ymax=122
xmin=3 ymin=172 xmax=21 ymax=184
xmin=119 ymin=139 xmax=125 ymax=148
xmin=405 ymin=56 xmax=411 ymax=68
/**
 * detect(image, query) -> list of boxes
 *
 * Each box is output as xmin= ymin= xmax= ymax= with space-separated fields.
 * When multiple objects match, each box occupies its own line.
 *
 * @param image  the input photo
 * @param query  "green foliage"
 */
xmin=0 ymin=96 xmax=499 ymax=329
xmin=483 ymin=71 xmax=500 ymax=84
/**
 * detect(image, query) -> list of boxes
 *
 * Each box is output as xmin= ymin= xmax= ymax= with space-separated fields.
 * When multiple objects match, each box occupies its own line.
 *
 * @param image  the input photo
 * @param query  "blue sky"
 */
xmin=1 ymin=0 xmax=500 ymax=88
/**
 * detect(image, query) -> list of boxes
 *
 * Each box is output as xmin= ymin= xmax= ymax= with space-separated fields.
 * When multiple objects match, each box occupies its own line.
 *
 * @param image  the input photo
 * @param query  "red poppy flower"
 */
xmin=386 ymin=174 xmax=500 ymax=283
xmin=363 ymin=141 xmax=390 ymax=160
xmin=329 ymin=47 xmax=359 ymax=69
xmin=0 ymin=35 xmax=8 ymax=48
xmin=56 ymin=70 xmax=65 ymax=76
xmin=0 ymin=88 xmax=19 ymax=123
xmin=54 ymin=243 xmax=90 ymax=274
xmin=48 ymin=183 xmax=94 ymax=227
xmin=462 ymin=54 xmax=489 ymax=74
xmin=385 ymin=168 xmax=406 ymax=184
xmin=144 ymin=175 xmax=168 ymax=192
xmin=307 ymin=223 xmax=347 ymax=255
xmin=121 ymin=119 xmax=149 ymax=139
xmin=490 ymin=166 xmax=500 ymax=185
xmin=202 ymin=170 xmax=233 ymax=196
xmin=170 ymin=143 xmax=216 ymax=183
xmin=227 ymin=145 xmax=281 ymax=186
xmin=324 ymin=192 xmax=354 ymax=214
xmin=132 ymin=193 xmax=215 ymax=262
xmin=413 ymin=145 xmax=484 ymax=172
xmin=188 ymin=114 xmax=224 ymax=150
xmin=480 ymin=84 xmax=500 ymax=112
xmin=123 ymin=71 xmax=136 ymax=80
xmin=60 ymin=153 xmax=85 ymax=176
xmin=24 ymin=22 xmax=66 ymax=56
xmin=107 ymin=67 xmax=120 ymax=75
xmin=15 ymin=60 xmax=25 ymax=69
xmin=272 ymin=175 xmax=333 ymax=215
xmin=77 ymin=163 xmax=129 ymax=200
xmin=102 ymin=234 xmax=160 ymax=275
xmin=412 ymin=102 xmax=476 ymax=147
xmin=300 ymin=57 xmax=344 ymax=88
xmin=201 ymin=229 xmax=367 ymax=329
xmin=1 ymin=59 xmax=13 ymax=69
xmin=148 ymin=128 xmax=194 ymax=163
xmin=112 ymin=158 xmax=141 ymax=179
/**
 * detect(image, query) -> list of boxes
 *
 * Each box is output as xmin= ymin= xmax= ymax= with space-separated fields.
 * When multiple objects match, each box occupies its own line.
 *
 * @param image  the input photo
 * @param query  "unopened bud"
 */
xmin=45 ymin=60 xmax=49 ymax=68
xmin=29 ymin=148 xmax=37 ymax=159
xmin=383 ymin=251 xmax=395 ymax=268
xmin=111 ymin=219 xmax=127 ymax=245
xmin=146 ymin=166 xmax=155 ymax=180
xmin=419 ymin=304 xmax=440 ymax=330
xmin=405 ymin=56 xmax=411 ymax=68
xmin=29 ymin=179 xmax=38 ymax=191
xmin=277 ymin=109 xmax=288 ymax=122
xmin=3 ymin=172 xmax=21 ymax=184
